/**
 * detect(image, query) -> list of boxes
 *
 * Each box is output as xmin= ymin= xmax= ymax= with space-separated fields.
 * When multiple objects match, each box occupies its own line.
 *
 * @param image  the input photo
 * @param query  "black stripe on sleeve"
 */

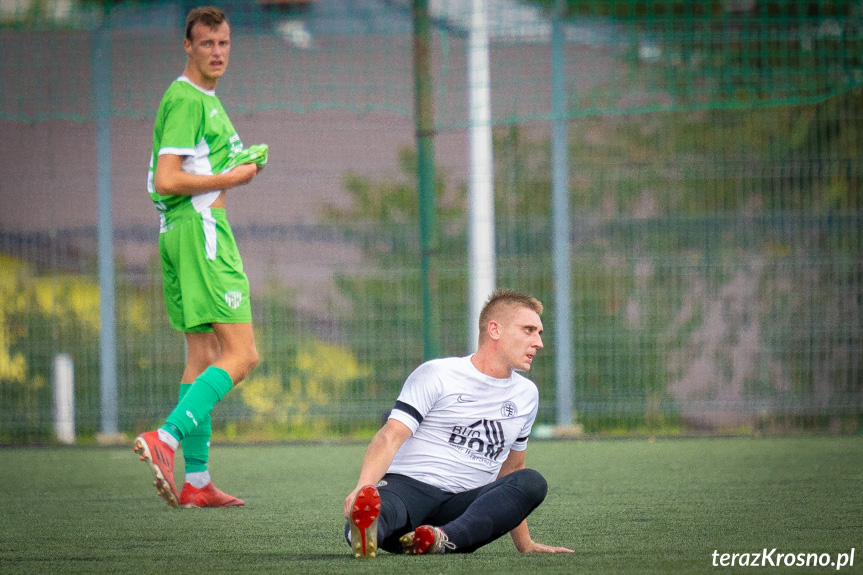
xmin=516 ymin=435 xmax=530 ymax=443
xmin=393 ymin=400 xmax=424 ymax=425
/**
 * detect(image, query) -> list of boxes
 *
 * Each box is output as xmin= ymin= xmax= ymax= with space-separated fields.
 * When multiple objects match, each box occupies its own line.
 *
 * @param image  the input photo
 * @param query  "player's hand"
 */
xmin=229 ymin=163 xmax=259 ymax=187
xmin=519 ymin=540 xmax=575 ymax=554
xmin=344 ymin=486 xmax=361 ymax=520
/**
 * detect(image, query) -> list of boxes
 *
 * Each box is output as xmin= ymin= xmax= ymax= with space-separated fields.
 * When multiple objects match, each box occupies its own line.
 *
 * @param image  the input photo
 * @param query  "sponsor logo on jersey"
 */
xmin=456 ymin=395 xmax=477 ymax=403
xmin=501 ymin=401 xmax=518 ymax=417
xmin=229 ymin=133 xmax=242 ymax=155
xmin=225 ymin=291 xmax=243 ymax=309
xmin=210 ymin=108 xmax=219 ymax=118
xmin=448 ymin=419 xmax=506 ymax=462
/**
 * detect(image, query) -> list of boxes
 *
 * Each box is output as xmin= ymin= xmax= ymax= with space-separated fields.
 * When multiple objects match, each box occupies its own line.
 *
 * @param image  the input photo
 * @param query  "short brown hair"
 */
xmin=478 ymin=288 xmax=543 ymax=344
xmin=185 ymin=6 xmax=229 ymax=41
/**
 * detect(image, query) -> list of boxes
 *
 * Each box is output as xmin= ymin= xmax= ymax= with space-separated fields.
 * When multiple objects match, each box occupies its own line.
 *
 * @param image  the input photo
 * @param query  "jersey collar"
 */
xmin=177 ymin=75 xmax=216 ymax=97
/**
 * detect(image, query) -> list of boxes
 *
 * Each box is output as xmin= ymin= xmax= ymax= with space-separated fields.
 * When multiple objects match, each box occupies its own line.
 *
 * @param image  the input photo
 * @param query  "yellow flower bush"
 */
xmin=240 ymin=340 xmax=372 ymax=428
xmin=0 ymin=255 xmax=150 ymax=389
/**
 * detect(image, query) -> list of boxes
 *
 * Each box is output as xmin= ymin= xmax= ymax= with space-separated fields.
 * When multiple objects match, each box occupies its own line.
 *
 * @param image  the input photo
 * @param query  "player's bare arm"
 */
xmin=153 ymin=153 xmax=259 ymax=196
xmin=343 ymin=419 xmax=412 ymax=519
xmin=499 ymin=449 xmax=574 ymax=554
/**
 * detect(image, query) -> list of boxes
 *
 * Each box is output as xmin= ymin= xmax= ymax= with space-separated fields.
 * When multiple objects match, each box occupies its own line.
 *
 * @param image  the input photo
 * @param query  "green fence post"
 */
xmin=413 ymin=0 xmax=441 ymax=360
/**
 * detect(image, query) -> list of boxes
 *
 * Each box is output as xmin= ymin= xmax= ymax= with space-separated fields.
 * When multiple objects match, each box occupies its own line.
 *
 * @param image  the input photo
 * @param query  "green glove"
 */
xmin=225 ymin=143 xmax=269 ymax=171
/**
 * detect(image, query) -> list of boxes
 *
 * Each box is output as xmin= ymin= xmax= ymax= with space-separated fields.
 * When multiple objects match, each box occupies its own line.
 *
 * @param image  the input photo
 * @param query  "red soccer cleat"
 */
xmin=180 ymin=482 xmax=245 ymax=508
xmin=350 ymin=485 xmax=381 ymax=558
xmin=400 ymin=525 xmax=456 ymax=555
xmin=133 ymin=430 xmax=179 ymax=508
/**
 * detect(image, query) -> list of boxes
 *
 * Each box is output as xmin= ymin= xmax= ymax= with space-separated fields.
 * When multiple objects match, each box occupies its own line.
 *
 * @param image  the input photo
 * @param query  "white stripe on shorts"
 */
xmin=202 ymin=208 xmax=217 ymax=260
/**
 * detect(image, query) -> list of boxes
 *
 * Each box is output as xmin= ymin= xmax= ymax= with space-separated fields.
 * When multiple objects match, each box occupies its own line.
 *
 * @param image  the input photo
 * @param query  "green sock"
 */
xmin=162 ymin=366 xmax=232 ymax=442
xmin=178 ymin=383 xmax=211 ymax=474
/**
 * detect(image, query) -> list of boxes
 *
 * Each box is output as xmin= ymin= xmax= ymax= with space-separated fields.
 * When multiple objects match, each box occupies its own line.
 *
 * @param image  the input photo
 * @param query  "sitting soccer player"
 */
xmin=343 ymin=289 xmax=575 ymax=557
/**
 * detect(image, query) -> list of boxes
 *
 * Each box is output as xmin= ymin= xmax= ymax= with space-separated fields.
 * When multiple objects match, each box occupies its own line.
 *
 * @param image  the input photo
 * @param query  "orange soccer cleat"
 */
xmin=349 ymin=485 xmax=381 ymax=558
xmin=133 ymin=430 xmax=179 ymax=508
xmin=400 ymin=525 xmax=456 ymax=555
xmin=180 ymin=482 xmax=245 ymax=508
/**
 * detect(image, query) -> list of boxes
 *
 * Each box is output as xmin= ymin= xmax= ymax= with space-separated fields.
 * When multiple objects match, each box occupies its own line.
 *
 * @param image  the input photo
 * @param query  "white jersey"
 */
xmin=387 ymin=355 xmax=539 ymax=493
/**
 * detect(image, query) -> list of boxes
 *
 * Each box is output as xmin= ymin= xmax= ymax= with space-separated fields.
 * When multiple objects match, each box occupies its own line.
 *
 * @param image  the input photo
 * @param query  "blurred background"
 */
xmin=1 ymin=0 xmax=861 ymax=444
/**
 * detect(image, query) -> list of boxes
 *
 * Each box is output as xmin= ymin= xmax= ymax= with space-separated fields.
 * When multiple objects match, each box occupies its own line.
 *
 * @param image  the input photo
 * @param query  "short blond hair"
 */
xmin=185 ymin=6 xmax=228 ymax=41
xmin=478 ymin=288 xmax=543 ymax=344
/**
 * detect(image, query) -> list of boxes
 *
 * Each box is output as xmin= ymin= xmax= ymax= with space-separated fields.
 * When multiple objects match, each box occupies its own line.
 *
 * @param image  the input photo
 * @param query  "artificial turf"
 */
xmin=1 ymin=435 xmax=860 ymax=574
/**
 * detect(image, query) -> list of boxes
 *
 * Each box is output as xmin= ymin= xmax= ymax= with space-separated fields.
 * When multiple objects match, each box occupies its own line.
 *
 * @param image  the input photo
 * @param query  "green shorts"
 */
xmin=159 ymin=208 xmax=252 ymax=333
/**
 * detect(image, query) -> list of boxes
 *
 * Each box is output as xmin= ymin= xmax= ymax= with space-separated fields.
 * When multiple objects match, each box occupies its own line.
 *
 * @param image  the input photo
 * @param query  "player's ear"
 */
xmin=184 ymin=38 xmax=192 ymax=55
xmin=487 ymin=320 xmax=501 ymax=341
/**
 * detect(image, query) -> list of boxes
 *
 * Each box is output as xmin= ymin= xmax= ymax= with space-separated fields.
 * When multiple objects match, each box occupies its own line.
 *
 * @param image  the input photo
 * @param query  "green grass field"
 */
xmin=1 ymin=436 xmax=861 ymax=574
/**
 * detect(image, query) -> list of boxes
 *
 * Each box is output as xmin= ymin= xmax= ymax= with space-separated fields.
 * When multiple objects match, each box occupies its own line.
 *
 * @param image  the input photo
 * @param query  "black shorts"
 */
xmin=374 ymin=469 xmax=546 ymax=553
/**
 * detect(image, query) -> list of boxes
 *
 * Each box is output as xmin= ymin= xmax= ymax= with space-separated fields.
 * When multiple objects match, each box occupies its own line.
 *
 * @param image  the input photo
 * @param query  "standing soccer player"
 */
xmin=134 ymin=6 xmax=267 ymax=508
xmin=344 ymin=289 xmax=575 ymax=556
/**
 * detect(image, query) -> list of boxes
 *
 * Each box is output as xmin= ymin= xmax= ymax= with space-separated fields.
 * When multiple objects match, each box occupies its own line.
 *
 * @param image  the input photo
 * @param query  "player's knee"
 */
xmin=238 ymin=349 xmax=258 ymax=381
xmin=246 ymin=347 xmax=259 ymax=372
xmin=512 ymin=468 xmax=548 ymax=505
xmin=224 ymin=348 xmax=258 ymax=383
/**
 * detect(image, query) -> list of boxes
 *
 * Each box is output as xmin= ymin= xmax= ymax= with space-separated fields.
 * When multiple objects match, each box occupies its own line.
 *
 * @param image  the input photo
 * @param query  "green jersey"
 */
xmin=148 ymin=76 xmax=243 ymax=229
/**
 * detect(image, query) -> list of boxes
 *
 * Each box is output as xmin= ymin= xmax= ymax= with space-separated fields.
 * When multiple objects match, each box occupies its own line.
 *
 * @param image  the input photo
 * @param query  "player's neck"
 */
xmin=470 ymin=351 xmax=512 ymax=380
xmin=183 ymin=67 xmax=218 ymax=91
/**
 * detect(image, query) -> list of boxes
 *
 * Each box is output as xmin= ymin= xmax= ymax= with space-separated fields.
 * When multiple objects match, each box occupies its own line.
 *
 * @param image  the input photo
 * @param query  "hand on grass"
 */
xmin=519 ymin=540 xmax=575 ymax=554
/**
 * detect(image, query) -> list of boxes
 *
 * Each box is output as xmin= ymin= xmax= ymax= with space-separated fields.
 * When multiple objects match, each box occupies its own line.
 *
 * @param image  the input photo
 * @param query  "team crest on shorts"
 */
xmin=224 ymin=291 xmax=243 ymax=310
xmin=501 ymin=401 xmax=518 ymax=417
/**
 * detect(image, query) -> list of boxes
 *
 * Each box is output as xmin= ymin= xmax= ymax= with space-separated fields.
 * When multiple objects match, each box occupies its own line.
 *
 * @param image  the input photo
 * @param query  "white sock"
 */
xmin=186 ymin=470 xmax=211 ymax=488
xmin=157 ymin=428 xmax=179 ymax=450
